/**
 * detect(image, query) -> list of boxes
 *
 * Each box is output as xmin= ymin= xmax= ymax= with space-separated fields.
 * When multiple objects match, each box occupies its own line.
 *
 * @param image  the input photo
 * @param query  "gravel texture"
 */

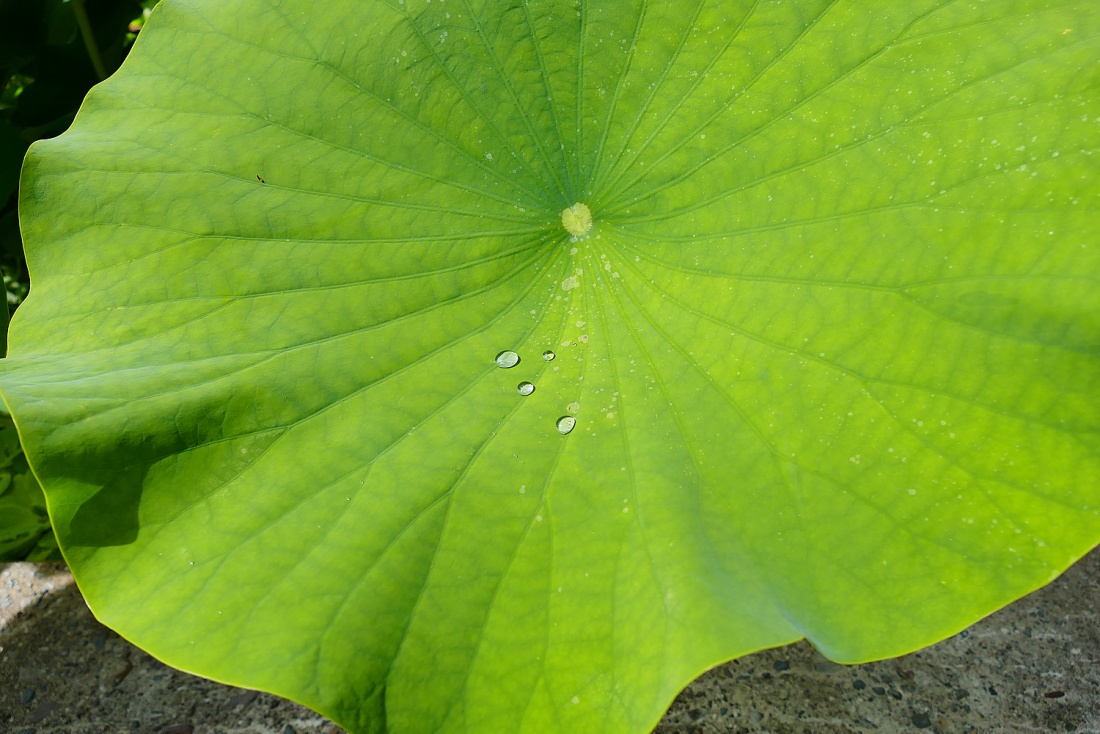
xmin=1 ymin=547 xmax=1097 ymax=734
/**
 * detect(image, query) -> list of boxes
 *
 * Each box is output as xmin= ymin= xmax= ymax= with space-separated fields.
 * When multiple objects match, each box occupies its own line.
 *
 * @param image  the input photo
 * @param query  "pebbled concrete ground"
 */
xmin=1 ymin=547 xmax=1097 ymax=734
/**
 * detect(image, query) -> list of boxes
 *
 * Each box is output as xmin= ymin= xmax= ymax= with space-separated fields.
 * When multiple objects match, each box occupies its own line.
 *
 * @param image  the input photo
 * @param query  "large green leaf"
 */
xmin=4 ymin=0 xmax=1099 ymax=731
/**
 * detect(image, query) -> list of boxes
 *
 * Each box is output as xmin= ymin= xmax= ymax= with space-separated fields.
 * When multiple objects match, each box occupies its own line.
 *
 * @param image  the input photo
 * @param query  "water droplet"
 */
xmin=517 ymin=381 xmax=535 ymax=396
xmin=556 ymin=416 xmax=576 ymax=434
xmin=542 ymin=350 xmax=555 ymax=361
xmin=566 ymin=402 xmax=580 ymax=414
xmin=495 ymin=350 xmax=519 ymax=368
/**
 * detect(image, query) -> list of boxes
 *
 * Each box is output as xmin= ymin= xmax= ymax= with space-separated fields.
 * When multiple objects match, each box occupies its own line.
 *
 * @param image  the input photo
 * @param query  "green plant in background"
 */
xmin=0 ymin=411 xmax=57 ymax=561
xmin=2 ymin=0 xmax=1098 ymax=732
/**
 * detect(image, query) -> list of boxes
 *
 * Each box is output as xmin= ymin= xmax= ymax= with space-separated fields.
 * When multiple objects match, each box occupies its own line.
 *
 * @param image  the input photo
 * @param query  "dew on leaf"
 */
xmin=566 ymin=402 xmax=580 ymax=414
xmin=517 ymin=381 xmax=535 ymax=396
xmin=495 ymin=350 xmax=519 ymax=368
xmin=556 ymin=416 xmax=576 ymax=435
xmin=542 ymin=350 xmax=555 ymax=361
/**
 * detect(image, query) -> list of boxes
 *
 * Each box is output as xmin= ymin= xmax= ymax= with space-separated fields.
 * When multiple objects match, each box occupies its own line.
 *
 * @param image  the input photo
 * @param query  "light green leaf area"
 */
xmin=4 ymin=0 xmax=1100 ymax=731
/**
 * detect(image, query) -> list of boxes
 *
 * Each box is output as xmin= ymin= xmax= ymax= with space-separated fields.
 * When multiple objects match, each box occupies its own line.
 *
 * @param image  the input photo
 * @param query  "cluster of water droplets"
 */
xmin=494 ymin=348 xmax=575 ymax=434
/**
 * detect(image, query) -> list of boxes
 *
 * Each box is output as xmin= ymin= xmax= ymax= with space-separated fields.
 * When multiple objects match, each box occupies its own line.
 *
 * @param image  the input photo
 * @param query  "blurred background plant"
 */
xmin=0 ymin=0 xmax=158 ymax=560
xmin=0 ymin=412 xmax=56 ymax=560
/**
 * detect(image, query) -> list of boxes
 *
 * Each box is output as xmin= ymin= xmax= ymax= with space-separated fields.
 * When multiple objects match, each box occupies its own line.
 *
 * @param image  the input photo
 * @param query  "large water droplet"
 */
xmin=517 ymin=381 xmax=535 ymax=396
xmin=542 ymin=350 xmax=556 ymax=361
xmin=556 ymin=416 xmax=576 ymax=435
xmin=495 ymin=350 xmax=519 ymax=368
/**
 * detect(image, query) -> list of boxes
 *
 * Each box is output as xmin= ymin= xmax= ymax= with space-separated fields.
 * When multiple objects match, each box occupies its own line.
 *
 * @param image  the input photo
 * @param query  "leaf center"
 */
xmin=561 ymin=202 xmax=593 ymax=238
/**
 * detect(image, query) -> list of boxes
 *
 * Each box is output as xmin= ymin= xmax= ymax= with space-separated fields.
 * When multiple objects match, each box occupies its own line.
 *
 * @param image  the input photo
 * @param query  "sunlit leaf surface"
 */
xmin=3 ymin=0 xmax=1099 ymax=731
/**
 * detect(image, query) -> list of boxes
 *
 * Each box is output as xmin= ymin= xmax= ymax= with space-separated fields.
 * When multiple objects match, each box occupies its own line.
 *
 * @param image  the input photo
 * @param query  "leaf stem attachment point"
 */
xmin=561 ymin=203 xmax=593 ymax=238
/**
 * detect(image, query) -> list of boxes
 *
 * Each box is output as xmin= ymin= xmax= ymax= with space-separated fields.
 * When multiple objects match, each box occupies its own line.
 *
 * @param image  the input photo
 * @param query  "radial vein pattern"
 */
xmin=2 ymin=1 xmax=1098 ymax=733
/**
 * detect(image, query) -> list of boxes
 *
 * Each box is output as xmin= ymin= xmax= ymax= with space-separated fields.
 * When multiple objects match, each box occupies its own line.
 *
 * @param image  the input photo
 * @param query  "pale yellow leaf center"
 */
xmin=561 ymin=202 xmax=593 ymax=238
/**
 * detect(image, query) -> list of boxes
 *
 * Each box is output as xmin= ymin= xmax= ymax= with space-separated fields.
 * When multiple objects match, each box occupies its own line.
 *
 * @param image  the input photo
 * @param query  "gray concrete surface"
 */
xmin=1 ymin=548 xmax=1097 ymax=734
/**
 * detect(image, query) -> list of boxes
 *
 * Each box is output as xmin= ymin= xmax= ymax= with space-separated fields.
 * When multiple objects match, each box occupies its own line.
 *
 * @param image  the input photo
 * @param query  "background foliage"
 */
xmin=0 ymin=412 xmax=56 ymax=560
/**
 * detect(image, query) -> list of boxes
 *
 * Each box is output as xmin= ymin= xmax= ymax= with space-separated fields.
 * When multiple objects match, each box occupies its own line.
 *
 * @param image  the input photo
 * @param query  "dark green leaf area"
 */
xmin=0 ymin=415 xmax=57 ymax=561
xmin=3 ymin=1 xmax=1098 ymax=733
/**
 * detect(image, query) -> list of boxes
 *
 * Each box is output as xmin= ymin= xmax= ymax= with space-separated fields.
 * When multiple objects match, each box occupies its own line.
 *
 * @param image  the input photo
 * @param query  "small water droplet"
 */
xmin=566 ymin=402 xmax=580 ymax=414
xmin=556 ymin=416 xmax=576 ymax=434
xmin=542 ymin=350 xmax=555 ymax=361
xmin=495 ymin=350 xmax=519 ymax=368
xmin=517 ymin=381 xmax=535 ymax=396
